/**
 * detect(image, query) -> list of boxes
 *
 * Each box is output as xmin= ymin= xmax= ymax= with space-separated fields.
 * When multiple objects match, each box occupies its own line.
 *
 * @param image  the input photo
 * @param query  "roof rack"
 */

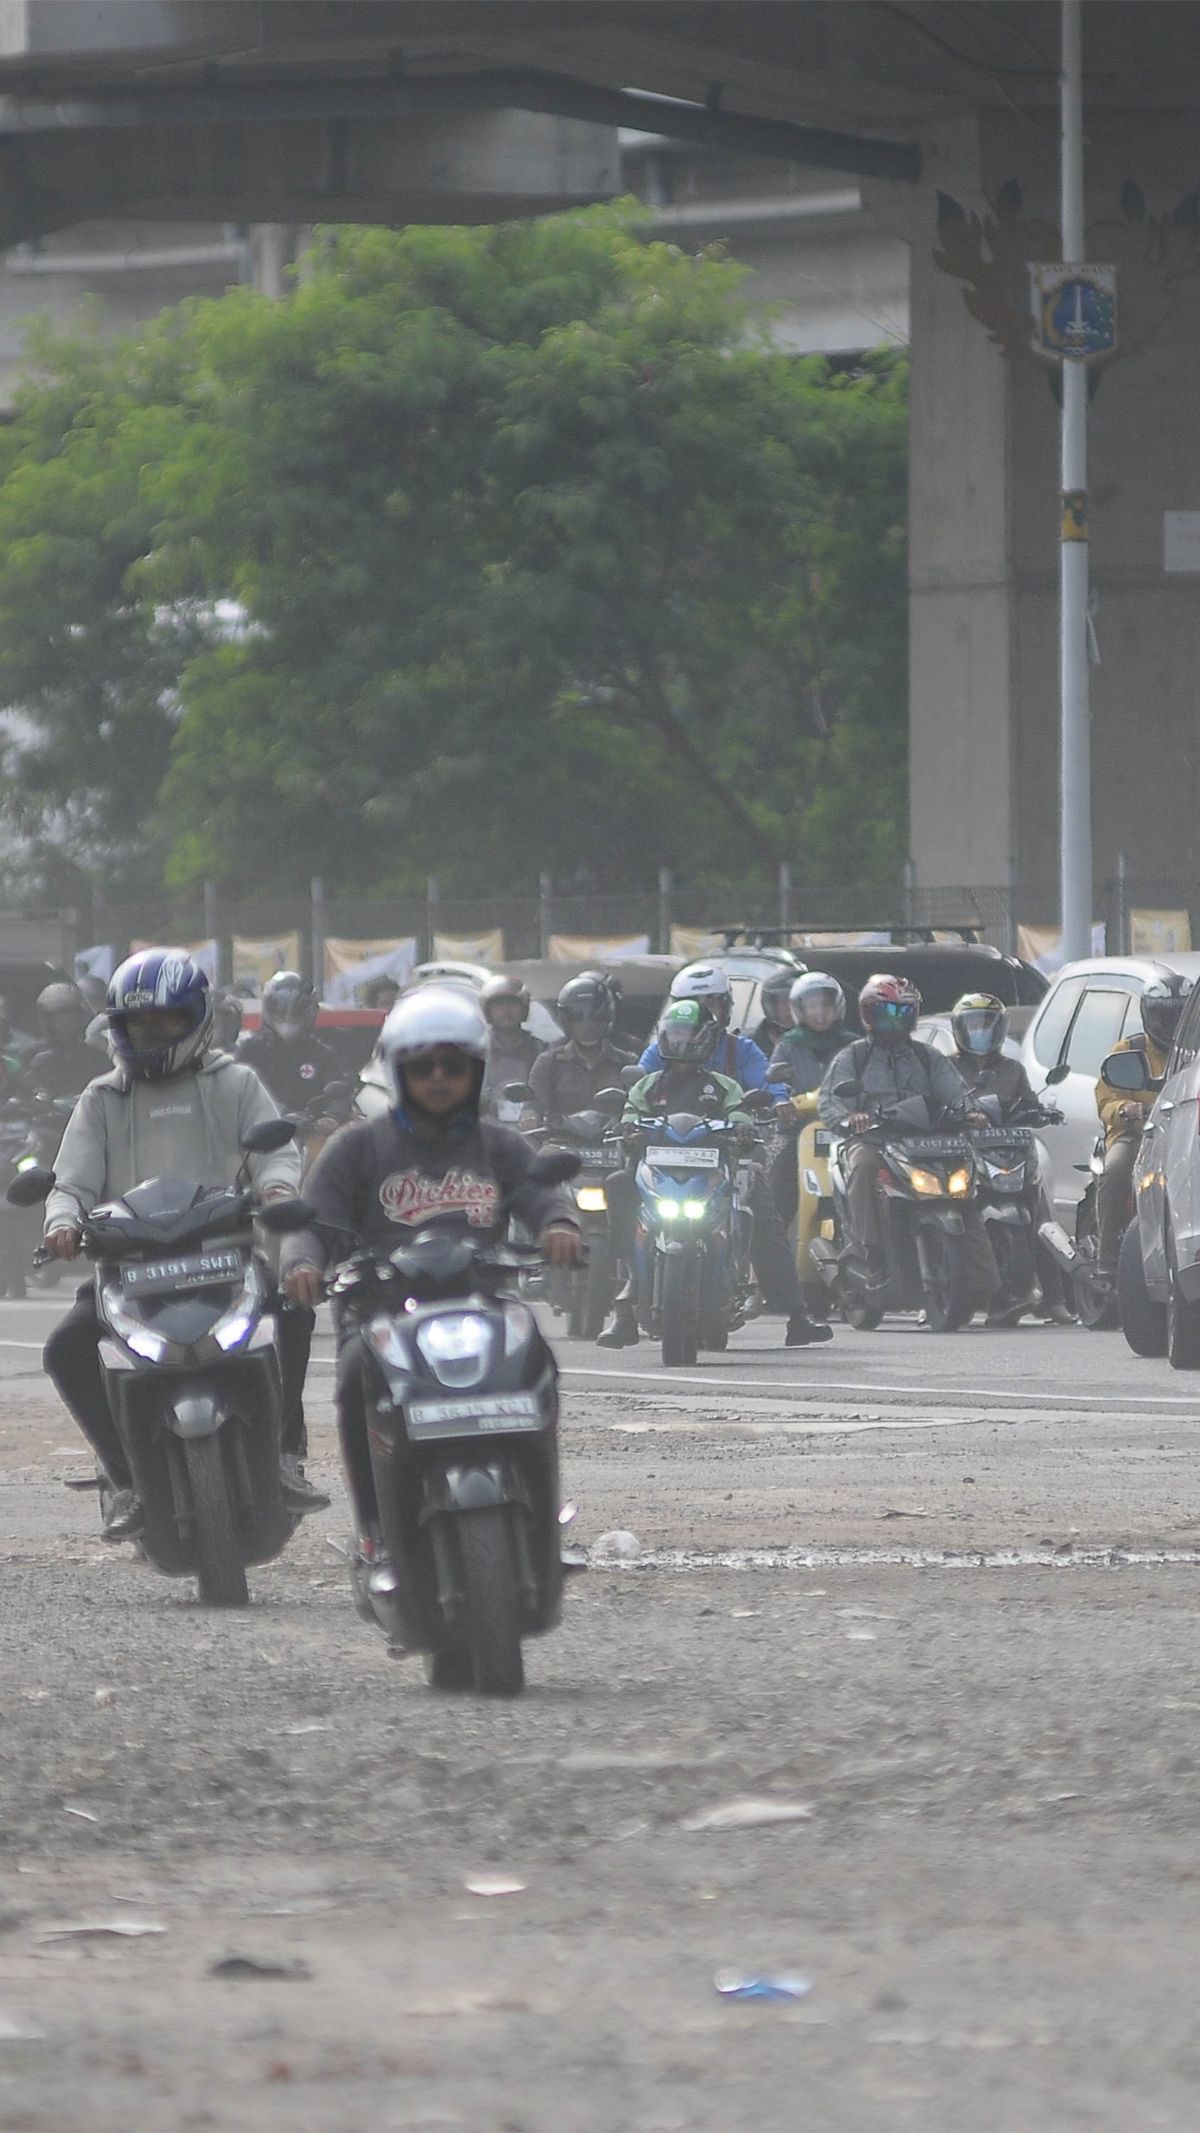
xmin=710 ymin=922 xmax=986 ymax=949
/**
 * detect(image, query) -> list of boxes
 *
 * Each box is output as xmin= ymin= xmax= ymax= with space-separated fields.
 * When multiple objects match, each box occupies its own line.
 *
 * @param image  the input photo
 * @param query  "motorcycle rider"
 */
xmin=528 ymin=973 xmax=635 ymax=1121
xmin=637 ymin=965 xmax=786 ymax=1096
xmin=479 ymin=973 xmax=546 ymax=1116
xmin=948 ymin=991 xmax=1072 ymax=1324
xmin=768 ymin=973 xmax=853 ymax=1229
xmin=819 ymin=973 xmax=1000 ymax=1308
xmin=750 ymin=967 xmax=805 ymax=1062
xmin=41 ymin=949 xmax=326 ymax=1540
xmin=237 ymin=970 xmax=344 ymax=1122
xmin=23 ymin=981 xmax=99 ymax=1102
xmin=1095 ymin=971 xmax=1189 ymax=1281
xmin=598 ymin=999 xmax=832 ymax=1348
xmin=279 ymin=986 xmax=582 ymax=1560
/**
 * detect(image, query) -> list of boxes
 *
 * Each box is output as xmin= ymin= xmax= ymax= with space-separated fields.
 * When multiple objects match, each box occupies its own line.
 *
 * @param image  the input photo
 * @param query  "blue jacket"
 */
xmin=637 ymin=1028 xmax=789 ymax=1100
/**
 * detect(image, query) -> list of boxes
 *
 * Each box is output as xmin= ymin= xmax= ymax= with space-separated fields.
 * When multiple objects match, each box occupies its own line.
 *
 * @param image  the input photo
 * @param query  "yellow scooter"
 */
xmin=786 ymin=1090 xmax=836 ymax=1320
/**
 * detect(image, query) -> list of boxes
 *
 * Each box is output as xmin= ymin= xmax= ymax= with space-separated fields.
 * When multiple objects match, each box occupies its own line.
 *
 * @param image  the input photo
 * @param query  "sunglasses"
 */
xmin=402 ymin=1048 xmax=475 ymax=1081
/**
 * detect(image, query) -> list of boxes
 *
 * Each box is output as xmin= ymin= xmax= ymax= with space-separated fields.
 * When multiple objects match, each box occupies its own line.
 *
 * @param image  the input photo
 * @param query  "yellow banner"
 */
xmin=432 ymin=930 xmax=505 ymax=964
xmin=323 ymin=936 xmax=417 ymax=1005
xmin=231 ymin=934 xmax=301 ymax=991
xmin=1130 ymin=909 xmax=1192 ymax=956
xmin=668 ymin=926 xmax=723 ymax=959
xmin=548 ymin=934 xmax=651 ymax=964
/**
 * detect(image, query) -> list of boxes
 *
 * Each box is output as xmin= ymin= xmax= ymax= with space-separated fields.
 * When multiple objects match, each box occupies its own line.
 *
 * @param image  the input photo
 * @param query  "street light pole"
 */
xmin=1059 ymin=0 xmax=1092 ymax=963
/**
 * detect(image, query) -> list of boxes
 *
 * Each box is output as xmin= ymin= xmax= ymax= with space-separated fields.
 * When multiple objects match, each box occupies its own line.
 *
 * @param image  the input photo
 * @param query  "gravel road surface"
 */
xmin=1 ymin=1295 xmax=1198 ymax=2131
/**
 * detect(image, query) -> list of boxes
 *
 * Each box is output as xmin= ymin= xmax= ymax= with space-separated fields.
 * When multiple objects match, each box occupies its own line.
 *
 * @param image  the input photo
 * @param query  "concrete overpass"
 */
xmin=0 ymin=2 xmax=1198 ymax=923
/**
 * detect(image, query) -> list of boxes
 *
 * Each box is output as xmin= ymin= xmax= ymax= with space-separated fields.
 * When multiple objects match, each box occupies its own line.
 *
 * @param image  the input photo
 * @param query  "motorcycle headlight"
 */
xmin=576 ymin=1185 xmax=608 ymax=1212
xmin=947 ymin=1167 xmax=972 ymax=1196
xmin=101 ymin=1286 xmax=172 ymax=1362
xmin=907 ymin=1167 xmax=944 ymax=1196
xmin=211 ymin=1264 xmax=263 ymax=1353
xmin=415 ymin=1311 xmax=492 ymax=1387
xmin=657 ymin=1197 xmax=681 ymax=1220
xmin=682 ymin=1199 xmax=708 ymax=1220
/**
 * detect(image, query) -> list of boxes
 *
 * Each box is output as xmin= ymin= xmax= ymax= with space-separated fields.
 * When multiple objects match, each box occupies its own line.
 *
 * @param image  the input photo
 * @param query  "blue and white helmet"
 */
xmin=107 ymin=948 xmax=213 ymax=1082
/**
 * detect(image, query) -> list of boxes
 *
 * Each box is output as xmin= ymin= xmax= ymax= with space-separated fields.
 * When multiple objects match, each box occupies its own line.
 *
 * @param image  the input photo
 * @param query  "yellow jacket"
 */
xmin=1095 ymin=1034 xmax=1169 ymax=1146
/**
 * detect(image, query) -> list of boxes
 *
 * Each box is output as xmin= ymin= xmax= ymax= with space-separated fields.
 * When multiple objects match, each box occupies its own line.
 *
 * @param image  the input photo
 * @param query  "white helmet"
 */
xmin=379 ymin=986 xmax=489 ymax=1107
xmin=669 ymin=962 xmax=732 ymax=1004
xmin=789 ymin=970 xmax=846 ymax=1026
xmin=669 ymin=961 xmax=732 ymax=1032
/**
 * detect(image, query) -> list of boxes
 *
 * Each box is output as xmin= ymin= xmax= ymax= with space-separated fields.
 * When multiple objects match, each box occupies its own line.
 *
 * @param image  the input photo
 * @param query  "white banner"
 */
xmin=548 ymin=933 xmax=651 ymax=964
xmin=75 ymin=944 xmax=116 ymax=984
xmin=323 ymin=935 xmax=417 ymax=1005
xmin=1017 ymin=922 xmax=1107 ymax=976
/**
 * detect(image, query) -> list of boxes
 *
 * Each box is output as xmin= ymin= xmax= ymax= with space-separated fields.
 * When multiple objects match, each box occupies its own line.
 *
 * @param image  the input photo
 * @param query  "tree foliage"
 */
xmin=0 ymin=209 xmax=908 ymax=902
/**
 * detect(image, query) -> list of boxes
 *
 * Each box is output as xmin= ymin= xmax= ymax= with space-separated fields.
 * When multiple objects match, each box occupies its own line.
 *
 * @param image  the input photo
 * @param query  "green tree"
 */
xmin=0 ymin=210 xmax=907 ymax=904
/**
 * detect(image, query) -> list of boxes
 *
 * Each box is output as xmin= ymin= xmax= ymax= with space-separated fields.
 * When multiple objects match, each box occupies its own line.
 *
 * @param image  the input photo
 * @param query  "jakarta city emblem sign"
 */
xmin=1031 ymin=264 xmax=1117 ymax=360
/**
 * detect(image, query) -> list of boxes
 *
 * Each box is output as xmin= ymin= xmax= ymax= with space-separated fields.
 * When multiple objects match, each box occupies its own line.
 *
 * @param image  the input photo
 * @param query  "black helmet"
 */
xmin=1140 ymin=970 xmax=1191 ymax=1052
xmin=950 ymin=992 xmax=1009 ymax=1060
xmin=556 ymin=973 xmax=614 ymax=1048
xmin=760 ymin=968 xmax=802 ymax=1026
xmin=261 ymin=970 xmax=318 ymax=1041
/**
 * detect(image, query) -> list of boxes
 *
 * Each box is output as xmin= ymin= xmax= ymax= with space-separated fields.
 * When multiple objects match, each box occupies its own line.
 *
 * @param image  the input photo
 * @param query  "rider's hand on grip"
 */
xmin=541 ymin=1223 xmax=584 ymax=1268
xmin=284 ymin=1264 xmax=322 ymax=1308
xmin=45 ymin=1226 xmax=81 ymax=1260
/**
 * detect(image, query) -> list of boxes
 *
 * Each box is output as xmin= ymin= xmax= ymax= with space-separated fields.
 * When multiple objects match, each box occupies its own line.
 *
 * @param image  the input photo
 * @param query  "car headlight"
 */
xmin=415 ymin=1311 xmax=492 ymax=1387
xmin=657 ymin=1197 xmax=681 ymax=1220
xmin=576 ymin=1184 xmax=608 ymax=1212
xmin=947 ymin=1167 xmax=972 ymax=1196
xmin=907 ymin=1167 xmax=944 ymax=1196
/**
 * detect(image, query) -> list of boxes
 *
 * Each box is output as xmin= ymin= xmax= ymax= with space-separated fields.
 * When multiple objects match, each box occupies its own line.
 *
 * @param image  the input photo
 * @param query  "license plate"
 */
xmin=647 ymin=1144 xmax=720 ymax=1168
xmin=813 ymin=1130 xmax=832 ymax=1153
xmin=568 ymin=1146 xmax=610 ymax=1166
xmin=406 ymin=1392 xmax=543 ymax=1432
xmin=904 ymin=1135 xmax=970 ymax=1157
xmin=974 ymin=1128 xmax=1033 ymax=1151
xmin=121 ymin=1248 xmax=243 ymax=1297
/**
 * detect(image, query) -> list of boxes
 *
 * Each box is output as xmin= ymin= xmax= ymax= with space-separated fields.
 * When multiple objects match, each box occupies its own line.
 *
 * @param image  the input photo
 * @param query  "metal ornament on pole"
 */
xmin=1058 ymin=0 xmax=1092 ymax=967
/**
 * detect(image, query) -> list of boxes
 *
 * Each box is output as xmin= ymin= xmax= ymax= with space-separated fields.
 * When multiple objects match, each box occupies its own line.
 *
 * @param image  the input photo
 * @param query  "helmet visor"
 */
xmin=565 ymin=1010 xmax=609 ymax=1046
xmin=869 ymin=999 xmax=917 ymax=1034
xmin=957 ymin=1008 xmax=1003 ymax=1056
xmin=796 ymin=985 xmax=840 ymax=1031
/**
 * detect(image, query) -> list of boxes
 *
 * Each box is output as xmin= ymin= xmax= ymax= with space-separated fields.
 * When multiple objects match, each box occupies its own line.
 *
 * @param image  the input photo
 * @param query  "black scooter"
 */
xmin=9 ymin=1119 xmax=309 ymax=1606
xmin=328 ymin=1152 xmax=581 ymax=1696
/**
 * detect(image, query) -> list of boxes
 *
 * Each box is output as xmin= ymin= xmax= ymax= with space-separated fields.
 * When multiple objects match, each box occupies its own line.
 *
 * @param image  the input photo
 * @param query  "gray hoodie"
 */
xmin=818 ymin=1037 xmax=972 ymax=1130
xmin=45 ymin=1051 xmax=300 ymax=1233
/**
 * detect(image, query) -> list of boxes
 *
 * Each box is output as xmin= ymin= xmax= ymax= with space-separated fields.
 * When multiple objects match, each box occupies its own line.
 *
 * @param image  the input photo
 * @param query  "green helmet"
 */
xmin=657 ymin=998 xmax=713 ymax=1064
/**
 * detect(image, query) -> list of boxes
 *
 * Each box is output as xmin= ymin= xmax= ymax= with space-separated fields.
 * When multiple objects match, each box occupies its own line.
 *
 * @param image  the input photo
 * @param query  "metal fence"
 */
xmin=16 ymin=870 xmax=1200 ymax=988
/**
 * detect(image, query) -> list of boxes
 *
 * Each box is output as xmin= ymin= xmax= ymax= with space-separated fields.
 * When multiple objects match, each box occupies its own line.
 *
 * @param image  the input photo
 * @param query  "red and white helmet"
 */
xmin=858 ymin=971 xmax=921 ymax=1043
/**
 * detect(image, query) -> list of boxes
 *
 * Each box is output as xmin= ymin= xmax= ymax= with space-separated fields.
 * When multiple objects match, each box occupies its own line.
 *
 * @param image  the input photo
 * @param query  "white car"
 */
xmin=1018 ymin=953 xmax=1200 ymax=1217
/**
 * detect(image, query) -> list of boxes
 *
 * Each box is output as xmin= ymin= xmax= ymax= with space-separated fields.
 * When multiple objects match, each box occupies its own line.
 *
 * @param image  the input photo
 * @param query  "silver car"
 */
xmin=1105 ymin=978 xmax=1200 ymax=1368
xmin=1019 ymin=953 xmax=1200 ymax=1220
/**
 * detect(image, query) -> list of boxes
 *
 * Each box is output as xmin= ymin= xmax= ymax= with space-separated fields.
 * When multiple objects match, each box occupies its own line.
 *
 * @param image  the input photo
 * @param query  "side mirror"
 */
xmin=1099 ymin=1049 xmax=1151 ymax=1093
xmin=619 ymin=1064 xmax=642 ymax=1090
xmin=503 ymin=1082 xmax=533 ymax=1103
xmin=240 ymin=1117 xmax=297 ymax=1154
xmin=590 ymin=1088 xmax=626 ymax=1116
xmin=258 ymin=1196 xmax=313 ymax=1234
xmin=321 ymin=1080 xmax=352 ymax=1104
xmin=741 ymin=1087 xmax=773 ymax=1113
xmin=6 ymin=1165 xmax=54 ymax=1207
xmin=1044 ymin=1062 xmax=1070 ymax=1086
xmin=529 ymin=1149 xmax=582 ymax=1187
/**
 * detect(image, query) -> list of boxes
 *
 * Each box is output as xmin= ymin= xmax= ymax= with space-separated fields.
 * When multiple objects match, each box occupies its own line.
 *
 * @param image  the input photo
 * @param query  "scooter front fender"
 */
xmin=165 ymin=1391 xmax=224 ymax=1439
xmin=982 ymin=1202 xmax=1029 ymax=1228
xmin=915 ymin=1209 xmax=966 ymax=1237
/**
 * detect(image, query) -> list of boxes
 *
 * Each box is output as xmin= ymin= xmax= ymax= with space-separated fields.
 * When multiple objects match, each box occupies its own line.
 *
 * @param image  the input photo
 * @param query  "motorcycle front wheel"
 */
xmin=458 ymin=1507 xmax=524 ymax=1696
xmin=184 ymin=1434 xmax=249 ymax=1608
xmin=660 ymin=1251 xmax=698 ymax=1367
xmin=921 ymin=1227 xmax=971 ymax=1333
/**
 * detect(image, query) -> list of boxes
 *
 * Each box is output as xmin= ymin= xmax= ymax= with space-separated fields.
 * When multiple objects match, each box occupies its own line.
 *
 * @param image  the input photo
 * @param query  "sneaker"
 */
xmin=101 ymin=1488 xmax=145 ymax=1542
xmin=279 ymin=1455 xmax=330 ymax=1514
xmin=596 ymin=1303 xmax=639 ymax=1349
xmin=785 ymin=1313 xmax=834 ymax=1346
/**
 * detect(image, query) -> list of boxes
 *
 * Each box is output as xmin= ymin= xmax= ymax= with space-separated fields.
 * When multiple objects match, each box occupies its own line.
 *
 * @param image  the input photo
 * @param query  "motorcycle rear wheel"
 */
xmin=660 ymin=1252 xmax=698 ymax=1367
xmin=921 ymin=1229 xmax=971 ymax=1333
xmin=185 ymin=1434 xmax=249 ymax=1608
xmin=458 ymin=1507 xmax=524 ymax=1696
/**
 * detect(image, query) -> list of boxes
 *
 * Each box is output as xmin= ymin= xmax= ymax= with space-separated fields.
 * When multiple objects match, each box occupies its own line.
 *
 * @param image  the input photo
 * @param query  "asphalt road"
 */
xmin=0 ymin=1294 xmax=1199 ymax=2131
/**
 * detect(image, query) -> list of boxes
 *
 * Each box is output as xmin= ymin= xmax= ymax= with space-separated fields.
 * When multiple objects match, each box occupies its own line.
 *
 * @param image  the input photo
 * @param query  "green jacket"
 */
xmin=623 ymin=1065 xmax=751 ymax=1130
